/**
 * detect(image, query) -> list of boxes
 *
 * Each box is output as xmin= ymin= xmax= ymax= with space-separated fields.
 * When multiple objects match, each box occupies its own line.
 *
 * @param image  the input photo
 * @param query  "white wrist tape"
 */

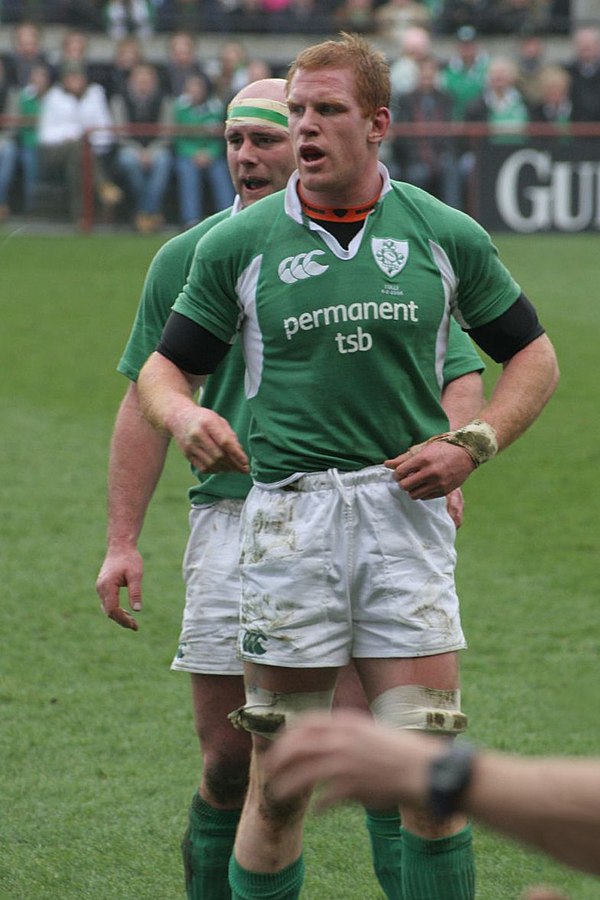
xmin=430 ymin=419 xmax=498 ymax=468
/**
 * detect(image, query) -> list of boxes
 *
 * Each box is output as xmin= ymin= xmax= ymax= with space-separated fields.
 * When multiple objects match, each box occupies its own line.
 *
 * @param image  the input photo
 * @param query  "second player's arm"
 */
xmin=96 ymin=382 xmax=170 ymax=630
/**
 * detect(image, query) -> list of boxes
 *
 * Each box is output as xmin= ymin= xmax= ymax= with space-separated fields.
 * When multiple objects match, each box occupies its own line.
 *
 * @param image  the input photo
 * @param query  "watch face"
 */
xmin=428 ymin=742 xmax=475 ymax=819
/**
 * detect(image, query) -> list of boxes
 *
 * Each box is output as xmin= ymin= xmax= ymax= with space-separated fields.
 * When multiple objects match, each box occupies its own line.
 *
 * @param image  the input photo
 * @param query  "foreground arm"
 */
xmin=96 ymin=382 xmax=170 ymax=630
xmin=464 ymin=751 xmax=600 ymax=877
xmin=138 ymin=350 xmax=249 ymax=474
xmin=387 ymin=334 xmax=559 ymax=500
xmin=266 ymin=710 xmax=600 ymax=877
xmin=440 ymin=370 xmax=484 ymax=527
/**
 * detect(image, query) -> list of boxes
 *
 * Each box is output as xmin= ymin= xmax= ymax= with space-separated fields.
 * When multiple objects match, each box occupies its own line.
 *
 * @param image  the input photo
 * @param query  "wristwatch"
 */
xmin=427 ymin=741 xmax=477 ymax=820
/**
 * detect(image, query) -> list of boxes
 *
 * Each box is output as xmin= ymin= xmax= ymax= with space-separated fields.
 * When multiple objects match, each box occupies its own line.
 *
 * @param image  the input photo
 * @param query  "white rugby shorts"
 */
xmin=238 ymin=465 xmax=466 ymax=666
xmin=171 ymin=499 xmax=244 ymax=675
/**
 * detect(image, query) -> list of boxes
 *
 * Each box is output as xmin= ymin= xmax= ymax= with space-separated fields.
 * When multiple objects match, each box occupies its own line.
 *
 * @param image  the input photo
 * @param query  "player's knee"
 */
xmin=260 ymin=780 xmax=309 ymax=828
xmin=370 ymin=684 xmax=467 ymax=735
xmin=202 ymin=755 xmax=250 ymax=806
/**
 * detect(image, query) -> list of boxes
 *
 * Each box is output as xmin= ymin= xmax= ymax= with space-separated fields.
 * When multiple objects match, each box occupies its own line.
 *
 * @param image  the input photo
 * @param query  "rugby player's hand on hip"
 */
xmin=385 ymin=439 xmax=476 ymax=502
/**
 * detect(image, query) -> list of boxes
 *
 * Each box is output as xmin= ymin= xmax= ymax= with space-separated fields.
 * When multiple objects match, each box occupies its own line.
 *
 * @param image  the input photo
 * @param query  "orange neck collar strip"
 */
xmin=298 ymin=184 xmax=381 ymax=223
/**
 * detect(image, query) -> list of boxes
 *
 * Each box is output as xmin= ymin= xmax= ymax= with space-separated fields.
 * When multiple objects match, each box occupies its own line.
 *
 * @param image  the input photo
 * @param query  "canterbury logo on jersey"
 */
xmin=278 ymin=250 xmax=329 ymax=284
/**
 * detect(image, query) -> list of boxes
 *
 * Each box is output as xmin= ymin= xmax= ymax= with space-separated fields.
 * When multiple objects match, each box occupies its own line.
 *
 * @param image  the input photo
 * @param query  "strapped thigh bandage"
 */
xmin=370 ymin=684 xmax=467 ymax=735
xmin=228 ymin=685 xmax=334 ymax=739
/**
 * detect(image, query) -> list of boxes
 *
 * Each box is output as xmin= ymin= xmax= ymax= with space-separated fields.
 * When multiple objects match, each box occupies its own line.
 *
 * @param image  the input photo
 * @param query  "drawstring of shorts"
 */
xmin=327 ymin=468 xmax=351 ymax=506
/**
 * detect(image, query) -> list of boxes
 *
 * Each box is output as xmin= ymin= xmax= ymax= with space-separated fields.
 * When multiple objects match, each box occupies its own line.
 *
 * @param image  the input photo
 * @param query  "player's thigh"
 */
xmin=191 ymin=672 xmax=248 ymax=746
xmin=354 ymin=651 xmax=461 ymax=705
xmin=333 ymin=662 xmax=370 ymax=711
xmin=243 ymin=661 xmax=339 ymax=695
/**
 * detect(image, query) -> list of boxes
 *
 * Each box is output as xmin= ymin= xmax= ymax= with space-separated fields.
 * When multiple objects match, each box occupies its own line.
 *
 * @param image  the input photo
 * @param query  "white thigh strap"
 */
xmin=228 ymin=685 xmax=334 ymax=739
xmin=370 ymin=684 xmax=467 ymax=735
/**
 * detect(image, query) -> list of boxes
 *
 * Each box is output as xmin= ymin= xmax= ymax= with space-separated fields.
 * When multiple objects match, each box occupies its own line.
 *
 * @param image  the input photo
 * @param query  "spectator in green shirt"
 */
xmin=440 ymin=25 xmax=489 ymax=121
xmin=18 ymin=62 xmax=51 ymax=214
xmin=173 ymin=71 xmax=234 ymax=229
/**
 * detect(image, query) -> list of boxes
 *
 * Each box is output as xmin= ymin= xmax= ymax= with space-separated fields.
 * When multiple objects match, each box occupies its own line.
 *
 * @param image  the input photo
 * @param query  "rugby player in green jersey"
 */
xmin=98 ymin=74 xmax=487 ymax=900
xmin=138 ymin=34 xmax=558 ymax=899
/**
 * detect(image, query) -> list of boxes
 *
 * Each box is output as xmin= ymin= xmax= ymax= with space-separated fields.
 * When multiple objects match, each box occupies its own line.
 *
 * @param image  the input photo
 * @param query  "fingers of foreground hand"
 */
xmin=268 ymin=741 xmax=343 ymax=802
xmin=267 ymin=714 xmax=349 ymax=795
xmin=267 ymin=711 xmax=383 ymax=804
xmin=268 ymin=711 xmax=441 ymax=811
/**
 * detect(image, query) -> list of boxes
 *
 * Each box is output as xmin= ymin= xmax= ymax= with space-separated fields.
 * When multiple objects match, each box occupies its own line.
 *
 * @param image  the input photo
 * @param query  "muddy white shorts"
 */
xmin=171 ymin=498 xmax=244 ymax=675
xmin=238 ymin=465 xmax=466 ymax=667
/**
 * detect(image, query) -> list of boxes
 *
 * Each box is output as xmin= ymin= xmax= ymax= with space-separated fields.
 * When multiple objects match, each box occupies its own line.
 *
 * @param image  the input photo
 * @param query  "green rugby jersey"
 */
xmin=173 ymin=166 xmax=516 ymax=485
xmin=118 ymin=201 xmax=254 ymax=505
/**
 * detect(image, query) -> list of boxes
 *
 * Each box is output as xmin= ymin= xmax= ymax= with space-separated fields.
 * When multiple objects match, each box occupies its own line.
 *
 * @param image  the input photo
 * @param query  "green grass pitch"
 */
xmin=0 ymin=231 xmax=598 ymax=899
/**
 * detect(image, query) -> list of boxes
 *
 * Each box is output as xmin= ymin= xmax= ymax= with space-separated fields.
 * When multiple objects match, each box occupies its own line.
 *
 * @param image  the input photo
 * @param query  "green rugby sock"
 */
xmin=365 ymin=808 xmax=404 ymax=899
xmin=401 ymin=823 xmax=475 ymax=900
xmin=228 ymin=854 xmax=305 ymax=899
xmin=182 ymin=792 xmax=242 ymax=900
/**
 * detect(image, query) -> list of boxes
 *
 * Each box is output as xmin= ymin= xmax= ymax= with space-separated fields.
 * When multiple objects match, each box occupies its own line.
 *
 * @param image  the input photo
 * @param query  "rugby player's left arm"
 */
xmin=386 ymin=296 xmax=559 ymax=500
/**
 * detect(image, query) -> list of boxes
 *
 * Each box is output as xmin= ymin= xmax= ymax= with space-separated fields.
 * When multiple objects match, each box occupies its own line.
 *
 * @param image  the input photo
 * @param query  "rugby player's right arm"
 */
xmin=138 ymin=348 xmax=249 ymax=475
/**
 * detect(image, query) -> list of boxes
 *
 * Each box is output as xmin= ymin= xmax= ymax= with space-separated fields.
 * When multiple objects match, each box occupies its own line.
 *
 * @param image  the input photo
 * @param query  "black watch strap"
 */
xmin=427 ymin=741 xmax=476 ymax=820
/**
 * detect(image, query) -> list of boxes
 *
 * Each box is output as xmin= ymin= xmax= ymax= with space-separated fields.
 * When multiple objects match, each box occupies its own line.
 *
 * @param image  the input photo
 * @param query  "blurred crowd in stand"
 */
xmin=385 ymin=22 xmax=600 ymax=210
xmin=0 ymin=0 xmax=574 ymax=36
xmin=1 ymin=4 xmax=599 ymax=231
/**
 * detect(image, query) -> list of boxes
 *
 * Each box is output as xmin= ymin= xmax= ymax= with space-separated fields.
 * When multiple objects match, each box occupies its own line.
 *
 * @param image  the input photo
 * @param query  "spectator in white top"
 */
xmin=374 ymin=0 xmax=432 ymax=40
xmin=38 ymin=62 xmax=122 ymax=223
xmin=389 ymin=25 xmax=433 ymax=100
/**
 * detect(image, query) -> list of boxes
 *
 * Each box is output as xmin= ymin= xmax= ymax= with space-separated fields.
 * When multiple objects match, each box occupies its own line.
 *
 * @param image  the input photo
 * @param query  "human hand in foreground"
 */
xmin=96 ymin=545 xmax=143 ymax=631
xmin=266 ymin=710 xmax=442 ymax=810
xmin=385 ymin=438 xmax=476 ymax=501
xmin=172 ymin=406 xmax=249 ymax=474
xmin=521 ymin=886 xmax=570 ymax=900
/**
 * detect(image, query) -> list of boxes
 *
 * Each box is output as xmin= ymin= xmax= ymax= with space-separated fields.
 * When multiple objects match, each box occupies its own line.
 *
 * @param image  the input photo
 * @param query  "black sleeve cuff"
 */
xmin=469 ymin=294 xmax=545 ymax=363
xmin=157 ymin=311 xmax=230 ymax=375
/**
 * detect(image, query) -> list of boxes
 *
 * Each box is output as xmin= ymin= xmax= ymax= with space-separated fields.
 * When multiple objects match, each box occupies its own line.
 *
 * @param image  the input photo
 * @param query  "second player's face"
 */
xmin=225 ymin=123 xmax=295 ymax=208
